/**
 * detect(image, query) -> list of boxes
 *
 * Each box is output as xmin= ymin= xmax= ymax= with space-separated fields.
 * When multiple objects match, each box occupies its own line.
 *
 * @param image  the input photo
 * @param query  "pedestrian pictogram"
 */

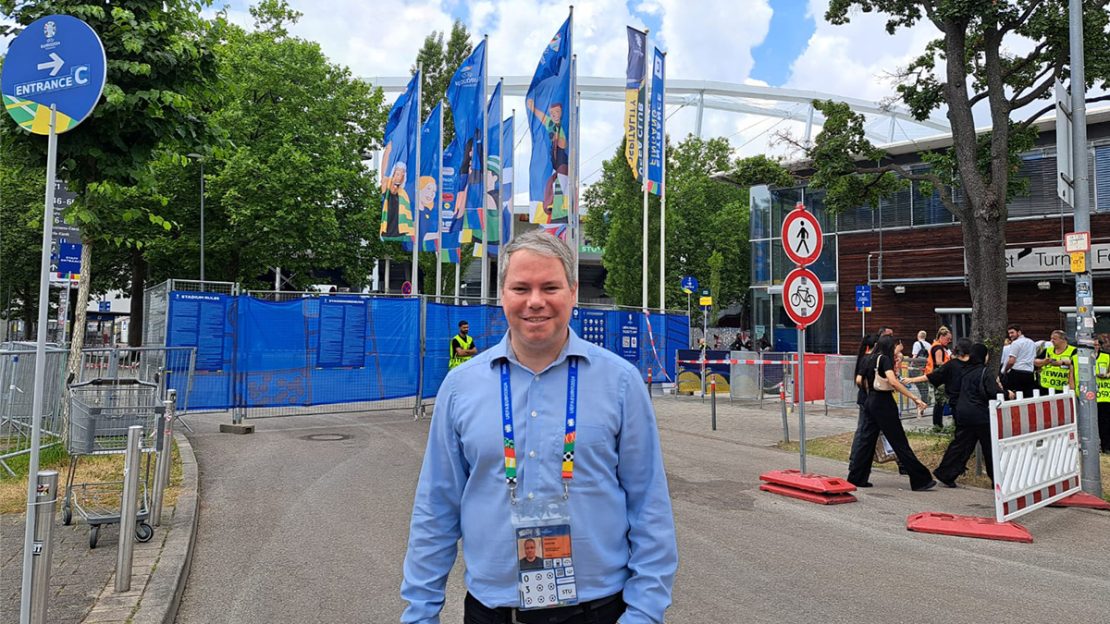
xmin=782 ymin=267 xmax=824 ymax=328
xmin=781 ymin=203 xmax=823 ymax=266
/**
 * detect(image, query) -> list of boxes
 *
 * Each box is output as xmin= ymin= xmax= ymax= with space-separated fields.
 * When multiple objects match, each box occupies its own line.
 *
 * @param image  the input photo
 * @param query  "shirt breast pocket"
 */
xmin=574 ymin=423 xmax=618 ymax=486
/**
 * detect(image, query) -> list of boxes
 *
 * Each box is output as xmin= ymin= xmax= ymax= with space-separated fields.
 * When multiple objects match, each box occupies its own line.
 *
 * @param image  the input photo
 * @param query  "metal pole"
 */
xmin=20 ymin=105 xmax=58 ymax=624
xmin=414 ymin=296 xmax=426 ymax=419
xmin=454 ymin=263 xmax=460 ymax=305
xmin=480 ymin=36 xmax=490 ymax=305
xmin=640 ymin=30 xmax=650 ymax=312
xmin=199 ymin=160 xmax=205 ymax=283
xmin=798 ymin=327 xmax=807 ymax=473
xmin=710 ymin=377 xmax=717 ymax=431
xmin=115 ymin=426 xmax=142 ymax=593
xmin=436 ymin=102 xmax=445 ymax=305
xmin=779 ymin=362 xmax=791 ymax=443
xmin=412 ymin=64 xmax=422 ymax=298
xmin=151 ymin=392 xmax=175 ymax=526
xmin=701 ymin=306 xmax=708 ymax=398
xmin=1069 ymin=0 xmax=1103 ymax=496
xmin=29 ymin=470 xmax=58 ymax=624
xmin=384 ymin=259 xmax=391 ymax=294
xmin=659 ymin=51 xmax=667 ymax=315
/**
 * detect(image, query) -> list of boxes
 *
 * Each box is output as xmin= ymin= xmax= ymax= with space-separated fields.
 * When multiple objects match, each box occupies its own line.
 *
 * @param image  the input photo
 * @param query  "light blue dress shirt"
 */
xmin=401 ymin=329 xmax=677 ymax=624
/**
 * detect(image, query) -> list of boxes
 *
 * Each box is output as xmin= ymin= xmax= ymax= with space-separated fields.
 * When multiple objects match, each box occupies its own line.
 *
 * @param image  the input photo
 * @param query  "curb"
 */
xmin=130 ymin=430 xmax=199 ymax=624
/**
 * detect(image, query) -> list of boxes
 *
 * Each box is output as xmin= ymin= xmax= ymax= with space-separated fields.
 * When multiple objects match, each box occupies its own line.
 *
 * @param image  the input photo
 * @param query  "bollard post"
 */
xmin=151 ymin=391 xmax=175 ymax=527
xmin=116 ymin=426 xmax=142 ymax=593
xmin=710 ymin=377 xmax=717 ymax=431
xmin=30 ymin=470 xmax=58 ymax=624
xmin=974 ymin=442 xmax=983 ymax=477
xmin=646 ymin=368 xmax=652 ymax=397
xmin=780 ymin=361 xmax=791 ymax=443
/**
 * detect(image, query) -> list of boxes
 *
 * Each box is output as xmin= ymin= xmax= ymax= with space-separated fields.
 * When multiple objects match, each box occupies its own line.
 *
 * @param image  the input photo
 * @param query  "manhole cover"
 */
xmin=301 ymin=433 xmax=351 ymax=442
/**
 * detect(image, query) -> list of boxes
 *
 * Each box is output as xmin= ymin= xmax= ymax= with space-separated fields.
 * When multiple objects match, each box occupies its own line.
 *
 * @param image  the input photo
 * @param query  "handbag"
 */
xmin=872 ymin=355 xmax=893 ymax=391
xmin=873 ymin=433 xmax=897 ymax=463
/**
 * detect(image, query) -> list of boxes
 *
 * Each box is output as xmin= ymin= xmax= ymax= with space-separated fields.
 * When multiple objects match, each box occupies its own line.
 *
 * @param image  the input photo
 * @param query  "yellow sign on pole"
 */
xmin=1070 ymin=252 xmax=1086 ymax=273
xmin=699 ymin=296 xmax=713 ymax=307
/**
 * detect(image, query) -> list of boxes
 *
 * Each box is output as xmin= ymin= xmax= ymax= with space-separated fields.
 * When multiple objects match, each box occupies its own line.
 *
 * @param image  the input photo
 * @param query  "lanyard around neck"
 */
xmin=500 ymin=357 xmax=578 ymax=503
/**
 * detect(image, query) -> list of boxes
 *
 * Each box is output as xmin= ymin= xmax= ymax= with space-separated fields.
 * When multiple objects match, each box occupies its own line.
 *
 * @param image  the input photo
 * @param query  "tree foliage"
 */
xmin=806 ymin=0 xmax=1110 ymax=344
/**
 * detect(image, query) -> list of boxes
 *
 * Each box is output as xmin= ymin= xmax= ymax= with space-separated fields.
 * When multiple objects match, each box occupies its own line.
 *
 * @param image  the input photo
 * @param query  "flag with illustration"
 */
xmin=473 ymin=82 xmax=502 ymax=257
xmin=380 ymin=71 xmax=419 ymax=242
xmin=526 ymin=16 xmax=572 ymax=225
xmin=438 ymin=137 xmax=463 ymax=263
xmin=624 ymin=26 xmax=647 ymax=180
xmin=447 ymin=40 xmax=487 ymax=248
xmin=403 ymin=102 xmax=442 ymax=252
xmin=647 ymin=47 xmax=665 ymax=195
xmin=495 ymin=114 xmax=514 ymax=254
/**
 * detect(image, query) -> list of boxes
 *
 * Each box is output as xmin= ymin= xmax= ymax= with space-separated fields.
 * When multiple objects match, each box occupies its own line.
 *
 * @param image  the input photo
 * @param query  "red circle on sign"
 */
xmin=781 ymin=203 xmax=823 ymax=266
xmin=782 ymin=267 xmax=824 ymax=328
xmin=401 ymin=281 xmax=413 ymax=295
xmin=1086 ymin=391 xmax=1096 ymax=401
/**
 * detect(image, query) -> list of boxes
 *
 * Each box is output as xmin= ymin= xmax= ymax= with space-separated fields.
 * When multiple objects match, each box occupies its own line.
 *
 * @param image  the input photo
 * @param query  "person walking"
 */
xmin=449 ymin=320 xmax=478 ymax=370
xmin=401 ymin=230 xmax=677 ymax=624
xmin=925 ymin=327 xmax=953 ymax=430
xmin=933 ymin=344 xmax=1004 ymax=487
xmin=1002 ymin=324 xmax=1038 ymax=398
xmin=910 ymin=330 xmax=932 ymax=407
xmin=911 ymin=331 xmax=931 ymax=359
xmin=847 ymin=335 xmax=935 ymax=491
xmin=847 ymin=333 xmax=878 ymax=480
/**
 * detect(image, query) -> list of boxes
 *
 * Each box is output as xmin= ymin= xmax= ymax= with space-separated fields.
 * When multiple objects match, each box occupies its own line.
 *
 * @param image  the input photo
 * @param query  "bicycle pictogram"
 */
xmin=790 ymin=285 xmax=816 ymax=309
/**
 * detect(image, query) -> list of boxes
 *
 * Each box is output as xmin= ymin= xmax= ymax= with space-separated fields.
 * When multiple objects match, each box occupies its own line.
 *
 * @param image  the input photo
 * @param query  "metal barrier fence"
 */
xmin=0 ymin=347 xmax=69 ymax=476
xmin=74 ymin=347 xmax=196 ymax=414
xmin=824 ymin=355 xmax=858 ymax=411
xmin=898 ymin=356 xmax=932 ymax=418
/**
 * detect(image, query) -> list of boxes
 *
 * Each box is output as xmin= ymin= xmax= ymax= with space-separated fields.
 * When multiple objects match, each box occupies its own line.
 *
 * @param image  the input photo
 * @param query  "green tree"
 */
xmin=2 ymin=0 xmax=218 ymax=347
xmin=807 ymin=0 xmax=1110 ymax=344
xmin=707 ymin=250 xmax=723 ymax=325
xmin=0 ymin=120 xmax=47 ymax=338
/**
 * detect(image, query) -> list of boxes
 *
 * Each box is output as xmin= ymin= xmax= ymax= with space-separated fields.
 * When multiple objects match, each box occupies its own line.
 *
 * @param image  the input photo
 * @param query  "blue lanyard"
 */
xmin=500 ymin=357 xmax=578 ymax=502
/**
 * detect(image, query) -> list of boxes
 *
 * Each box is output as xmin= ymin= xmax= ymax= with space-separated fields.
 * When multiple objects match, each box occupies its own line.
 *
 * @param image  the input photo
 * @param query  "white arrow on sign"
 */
xmin=37 ymin=52 xmax=65 ymax=76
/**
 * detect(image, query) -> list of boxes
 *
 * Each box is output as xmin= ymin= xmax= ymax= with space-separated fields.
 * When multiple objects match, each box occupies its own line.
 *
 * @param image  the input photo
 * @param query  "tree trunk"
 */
xmin=128 ymin=247 xmax=147 ymax=347
xmin=962 ymin=199 xmax=1009 ymax=353
xmin=66 ymin=242 xmax=93 ymax=384
xmin=21 ymin=284 xmax=34 ymax=340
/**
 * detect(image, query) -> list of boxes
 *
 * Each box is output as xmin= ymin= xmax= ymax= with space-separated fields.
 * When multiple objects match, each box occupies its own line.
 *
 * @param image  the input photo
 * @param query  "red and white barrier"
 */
xmin=990 ymin=389 xmax=1081 ymax=523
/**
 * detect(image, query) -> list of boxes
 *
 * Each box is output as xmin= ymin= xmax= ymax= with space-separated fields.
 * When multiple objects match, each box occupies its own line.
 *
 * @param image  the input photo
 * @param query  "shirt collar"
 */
xmin=489 ymin=327 xmax=593 ymax=372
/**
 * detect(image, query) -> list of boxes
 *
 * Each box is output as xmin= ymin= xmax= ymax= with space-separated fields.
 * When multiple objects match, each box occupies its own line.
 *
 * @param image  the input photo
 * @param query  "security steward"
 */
xmin=1084 ymin=335 xmax=1110 ymax=452
xmin=1035 ymin=330 xmax=1076 ymax=394
xmin=449 ymin=320 xmax=478 ymax=369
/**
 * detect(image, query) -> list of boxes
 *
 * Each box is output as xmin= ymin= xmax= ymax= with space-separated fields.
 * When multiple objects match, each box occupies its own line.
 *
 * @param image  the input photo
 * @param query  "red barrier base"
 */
xmin=759 ymin=483 xmax=857 ymax=505
xmin=759 ymin=470 xmax=857 ymax=494
xmin=1047 ymin=492 xmax=1110 ymax=510
xmin=906 ymin=512 xmax=1033 ymax=543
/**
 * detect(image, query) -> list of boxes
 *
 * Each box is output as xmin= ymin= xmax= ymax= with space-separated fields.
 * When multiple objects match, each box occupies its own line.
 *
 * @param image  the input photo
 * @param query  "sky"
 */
xmin=4 ymin=1 xmax=1096 ymax=203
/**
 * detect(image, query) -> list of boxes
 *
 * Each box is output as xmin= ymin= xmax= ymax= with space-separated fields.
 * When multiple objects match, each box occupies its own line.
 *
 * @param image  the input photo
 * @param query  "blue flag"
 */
xmin=380 ymin=72 xmax=419 ymax=242
xmin=447 ymin=40 xmax=487 ymax=246
xmin=625 ymin=26 xmax=647 ymax=180
xmin=403 ymin=102 xmax=442 ymax=253
xmin=438 ymin=137 xmax=463 ymax=263
xmin=473 ymin=82 xmax=502 ymax=256
xmin=647 ymin=47 xmax=665 ymax=195
xmin=496 ymin=115 xmax=514 ymax=253
xmin=526 ymin=16 xmax=572 ymax=225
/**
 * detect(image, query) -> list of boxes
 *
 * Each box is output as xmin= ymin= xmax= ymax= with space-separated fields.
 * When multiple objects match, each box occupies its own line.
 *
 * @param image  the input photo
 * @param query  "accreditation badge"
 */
xmin=511 ymin=497 xmax=577 ymax=610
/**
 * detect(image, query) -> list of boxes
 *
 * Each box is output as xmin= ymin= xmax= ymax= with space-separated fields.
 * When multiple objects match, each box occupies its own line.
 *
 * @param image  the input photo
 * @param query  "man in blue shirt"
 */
xmin=401 ymin=230 xmax=677 ymax=624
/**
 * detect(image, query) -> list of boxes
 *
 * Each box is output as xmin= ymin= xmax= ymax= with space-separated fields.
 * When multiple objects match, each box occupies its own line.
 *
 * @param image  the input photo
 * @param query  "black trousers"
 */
xmin=932 ymin=389 xmax=946 ymax=428
xmin=848 ymin=393 xmax=933 ymax=489
xmin=1005 ymin=370 xmax=1037 ymax=399
xmin=464 ymin=592 xmax=624 ymax=624
xmin=934 ymin=422 xmax=993 ymax=484
xmin=1099 ymin=402 xmax=1110 ymax=453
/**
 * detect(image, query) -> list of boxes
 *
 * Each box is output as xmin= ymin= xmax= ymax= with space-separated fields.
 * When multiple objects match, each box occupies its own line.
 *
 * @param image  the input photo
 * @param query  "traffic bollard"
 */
xmin=151 ymin=391 xmax=175 ymax=527
xmin=30 ymin=470 xmax=58 ymax=624
xmin=646 ymin=368 xmax=653 ymax=397
xmin=115 ymin=426 xmax=142 ymax=593
xmin=710 ymin=378 xmax=717 ymax=431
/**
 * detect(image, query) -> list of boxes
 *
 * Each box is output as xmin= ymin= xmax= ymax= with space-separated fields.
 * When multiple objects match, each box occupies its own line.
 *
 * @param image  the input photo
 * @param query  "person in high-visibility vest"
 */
xmin=449 ymin=320 xmax=478 ymax=370
xmin=924 ymin=327 xmax=952 ymax=429
xmin=1035 ymin=330 xmax=1076 ymax=393
xmin=1084 ymin=335 xmax=1110 ymax=452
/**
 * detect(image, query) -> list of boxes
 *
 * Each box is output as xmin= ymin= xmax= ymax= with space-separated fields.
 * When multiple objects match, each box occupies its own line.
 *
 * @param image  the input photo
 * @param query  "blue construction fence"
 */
xmin=162 ymin=290 xmax=689 ymax=411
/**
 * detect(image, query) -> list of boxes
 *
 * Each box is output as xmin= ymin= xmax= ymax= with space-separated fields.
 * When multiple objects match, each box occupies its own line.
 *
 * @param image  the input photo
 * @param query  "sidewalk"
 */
xmin=1 ymin=432 xmax=199 ymax=624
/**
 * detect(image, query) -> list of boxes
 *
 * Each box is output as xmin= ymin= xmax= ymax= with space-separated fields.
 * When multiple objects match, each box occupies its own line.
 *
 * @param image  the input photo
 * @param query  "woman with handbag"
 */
xmin=847 ymin=335 xmax=936 ymax=490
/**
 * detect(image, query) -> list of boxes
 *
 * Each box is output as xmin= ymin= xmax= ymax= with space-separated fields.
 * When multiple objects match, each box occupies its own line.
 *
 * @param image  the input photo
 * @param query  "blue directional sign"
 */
xmin=619 ymin=313 xmax=640 ymax=363
xmin=98 ymin=301 xmax=110 ymax=313
xmin=855 ymin=285 xmax=872 ymax=312
xmin=57 ymin=241 xmax=81 ymax=276
xmin=1 ymin=14 xmax=107 ymax=135
xmin=680 ymin=275 xmax=698 ymax=294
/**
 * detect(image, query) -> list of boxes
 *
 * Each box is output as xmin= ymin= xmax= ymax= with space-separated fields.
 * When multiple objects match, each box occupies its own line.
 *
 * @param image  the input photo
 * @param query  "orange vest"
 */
xmin=924 ymin=341 xmax=950 ymax=374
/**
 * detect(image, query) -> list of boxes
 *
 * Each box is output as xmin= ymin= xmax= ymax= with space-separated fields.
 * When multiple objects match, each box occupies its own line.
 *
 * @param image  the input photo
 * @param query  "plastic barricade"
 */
xmin=990 ymin=389 xmax=1081 ymax=523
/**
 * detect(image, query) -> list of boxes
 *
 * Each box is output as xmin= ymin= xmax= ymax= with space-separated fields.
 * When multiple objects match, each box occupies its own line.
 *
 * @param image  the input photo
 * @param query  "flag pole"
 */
xmin=570 ymin=55 xmax=579 ymax=294
xmin=640 ymin=29 xmax=650 ymax=312
xmin=495 ymin=78 xmax=504 ymax=304
xmin=412 ymin=63 xmax=422 ymax=297
xmin=659 ymin=51 xmax=667 ymax=313
xmin=435 ymin=101 xmax=444 ymax=303
xmin=480 ymin=35 xmax=490 ymax=305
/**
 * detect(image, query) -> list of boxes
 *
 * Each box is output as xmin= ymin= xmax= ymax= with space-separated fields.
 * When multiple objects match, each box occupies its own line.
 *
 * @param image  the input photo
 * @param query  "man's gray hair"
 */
xmin=499 ymin=229 xmax=576 ymax=288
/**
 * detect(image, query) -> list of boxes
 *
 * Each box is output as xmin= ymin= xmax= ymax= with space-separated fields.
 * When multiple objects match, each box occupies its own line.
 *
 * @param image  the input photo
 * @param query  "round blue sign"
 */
xmin=1 ymin=14 xmax=107 ymax=135
xmin=680 ymin=275 xmax=699 ymax=294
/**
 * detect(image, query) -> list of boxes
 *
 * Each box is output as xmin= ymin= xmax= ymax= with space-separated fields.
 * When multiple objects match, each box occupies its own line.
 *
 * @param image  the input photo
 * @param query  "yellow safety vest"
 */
xmin=1092 ymin=352 xmax=1110 ymax=403
xmin=1038 ymin=344 xmax=1076 ymax=390
xmin=449 ymin=334 xmax=475 ymax=369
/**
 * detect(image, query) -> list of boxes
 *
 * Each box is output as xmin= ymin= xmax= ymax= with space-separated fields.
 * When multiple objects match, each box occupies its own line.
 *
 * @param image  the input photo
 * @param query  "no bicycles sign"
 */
xmin=782 ymin=267 xmax=823 ymax=329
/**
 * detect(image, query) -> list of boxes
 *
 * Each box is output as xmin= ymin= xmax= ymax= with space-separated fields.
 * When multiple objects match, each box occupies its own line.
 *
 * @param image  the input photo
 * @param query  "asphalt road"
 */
xmin=175 ymin=398 xmax=1110 ymax=623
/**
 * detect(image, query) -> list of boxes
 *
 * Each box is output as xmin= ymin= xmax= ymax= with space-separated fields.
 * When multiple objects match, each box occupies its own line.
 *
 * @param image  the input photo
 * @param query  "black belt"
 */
xmin=466 ymin=591 xmax=623 ymax=624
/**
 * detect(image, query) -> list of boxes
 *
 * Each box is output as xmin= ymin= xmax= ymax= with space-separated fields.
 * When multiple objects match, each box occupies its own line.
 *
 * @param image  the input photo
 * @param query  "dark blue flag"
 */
xmin=526 ymin=16 xmax=571 ymax=225
xmin=648 ymin=47 xmax=665 ymax=195
xmin=380 ymin=72 xmax=419 ymax=242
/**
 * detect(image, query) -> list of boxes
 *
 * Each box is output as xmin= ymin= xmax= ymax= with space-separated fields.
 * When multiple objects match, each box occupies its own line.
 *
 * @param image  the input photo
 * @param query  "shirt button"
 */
xmin=529 ymin=450 xmax=536 ymax=458
xmin=530 ymin=410 xmax=538 ymax=418
xmin=527 ymin=492 xmax=535 ymax=500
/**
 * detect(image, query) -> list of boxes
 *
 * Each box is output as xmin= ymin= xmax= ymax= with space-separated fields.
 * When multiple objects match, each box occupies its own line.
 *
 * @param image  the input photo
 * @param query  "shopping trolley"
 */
xmin=62 ymin=379 xmax=164 ymax=548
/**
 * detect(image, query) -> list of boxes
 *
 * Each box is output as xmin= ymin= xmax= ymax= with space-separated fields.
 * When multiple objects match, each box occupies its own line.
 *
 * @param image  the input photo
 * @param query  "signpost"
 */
xmin=779 ymin=202 xmax=825 ymax=472
xmin=681 ymin=275 xmax=698 ymax=324
xmin=855 ymin=285 xmax=872 ymax=336
xmin=2 ymin=14 xmax=106 ymax=624
xmin=699 ymin=288 xmax=711 ymax=396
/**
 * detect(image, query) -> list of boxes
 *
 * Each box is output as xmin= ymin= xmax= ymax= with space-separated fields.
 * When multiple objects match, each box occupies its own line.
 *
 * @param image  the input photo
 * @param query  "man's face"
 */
xmin=391 ymin=166 xmax=406 ymax=189
xmin=459 ymin=323 xmax=469 ymax=337
xmin=550 ymin=104 xmax=563 ymax=124
xmin=502 ymin=249 xmax=576 ymax=356
xmin=1052 ymin=333 xmax=1067 ymax=349
xmin=524 ymin=540 xmax=536 ymax=560
xmin=1007 ymin=328 xmax=1019 ymax=341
